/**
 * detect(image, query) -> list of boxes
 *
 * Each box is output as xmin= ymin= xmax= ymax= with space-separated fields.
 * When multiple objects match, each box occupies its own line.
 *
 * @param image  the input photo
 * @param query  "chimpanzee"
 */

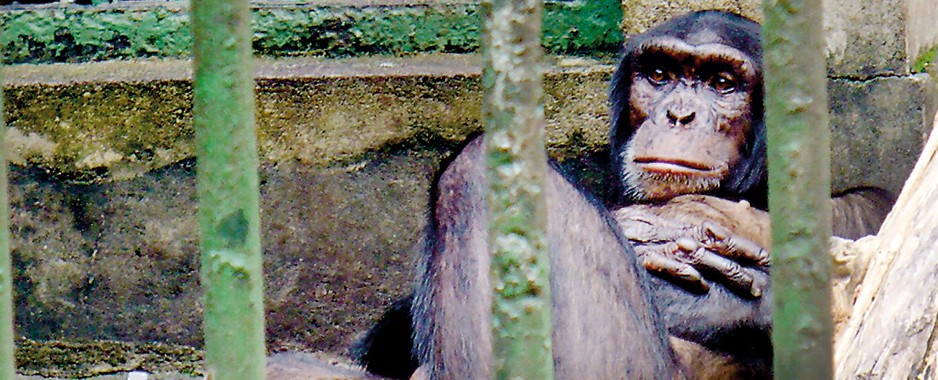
xmin=606 ymin=9 xmax=891 ymax=296
xmin=351 ymin=10 xmax=893 ymax=379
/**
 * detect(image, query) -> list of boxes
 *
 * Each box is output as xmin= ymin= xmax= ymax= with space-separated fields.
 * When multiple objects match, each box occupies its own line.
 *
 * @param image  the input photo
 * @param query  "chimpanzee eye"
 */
xmin=709 ymin=73 xmax=737 ymax=94
xmin=646 ymin=67 xmax=671 ymax=86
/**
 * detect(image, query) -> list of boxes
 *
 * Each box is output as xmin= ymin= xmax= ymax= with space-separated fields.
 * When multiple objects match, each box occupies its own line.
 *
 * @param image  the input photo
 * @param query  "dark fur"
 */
xmin=413 ymin=137 xmax=682 ymax=379
xmin=349 ymin=294 xmax=418 ymax=378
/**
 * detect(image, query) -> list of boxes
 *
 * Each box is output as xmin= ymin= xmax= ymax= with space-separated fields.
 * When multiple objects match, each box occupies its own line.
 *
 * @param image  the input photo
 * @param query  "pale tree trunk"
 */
xmin=834 ymin=112 xmax=938 ymax=379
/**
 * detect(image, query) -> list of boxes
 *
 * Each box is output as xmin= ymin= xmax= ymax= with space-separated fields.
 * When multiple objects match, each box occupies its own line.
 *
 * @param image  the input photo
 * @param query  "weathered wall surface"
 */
xmin=9 ymin=151 xmax=434 ymax=352
xmin=908 ymin=0 xmax=938 ymax=70
xmin=4 ymin=56 xmax=614 ymax=353
xmin=829 ymin=75 xmax=934 ymax=196
xmin=821 ymin=0 xmax=937 ymax=195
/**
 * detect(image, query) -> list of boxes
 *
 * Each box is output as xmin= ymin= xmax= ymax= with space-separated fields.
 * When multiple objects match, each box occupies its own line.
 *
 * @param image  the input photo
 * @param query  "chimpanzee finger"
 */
xmin=641 ymin=251 xmax=710 ymax=294
xmin=684 ymin=247 xmax=764 ymax=298
xmin=701 ymin=222 xmax=771 ymax=267
xmin=620 ymin=213 xmax=681 ymax=244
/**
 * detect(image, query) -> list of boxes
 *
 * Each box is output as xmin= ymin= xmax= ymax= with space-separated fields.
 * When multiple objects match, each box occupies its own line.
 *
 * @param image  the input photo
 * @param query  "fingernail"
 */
xmin=751 ymin=286 xmax=762 ymax=298
xmin=676 ymin=237 xmax=698 ymax=251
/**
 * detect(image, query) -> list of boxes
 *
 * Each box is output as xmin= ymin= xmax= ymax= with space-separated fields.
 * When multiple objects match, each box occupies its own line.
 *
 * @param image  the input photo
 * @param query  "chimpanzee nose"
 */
xmin=667 ymin=109 xmax=696 ymax=126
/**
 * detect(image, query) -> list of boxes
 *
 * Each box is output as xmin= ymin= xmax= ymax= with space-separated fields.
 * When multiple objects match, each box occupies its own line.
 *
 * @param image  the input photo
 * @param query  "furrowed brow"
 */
xmin=692 ymin=44 xmax=758 ymax=81
xmin=636 ymin=37 xmax=759 ymax=82
xmin=636 ymin=37 xmax=696 ymax=63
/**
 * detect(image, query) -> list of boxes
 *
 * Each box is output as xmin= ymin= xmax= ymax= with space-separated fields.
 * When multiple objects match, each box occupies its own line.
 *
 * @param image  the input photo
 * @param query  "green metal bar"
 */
xmin=763 ymin=1 xmax=834 ymax=378
xmin=191 ymin=0 xmax=266 ymax=378
xmin=0 ymin=32 xmax=15 ymax=380
xmin=482 ymin=0 xmax=553 ymax=378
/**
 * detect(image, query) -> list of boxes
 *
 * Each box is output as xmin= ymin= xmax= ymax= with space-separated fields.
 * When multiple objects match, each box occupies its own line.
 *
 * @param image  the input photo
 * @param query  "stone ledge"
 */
xmin=4 ymin=54 xmax=615 ymax=182
xmin=5 ymin=54 xmax=614 ymax=85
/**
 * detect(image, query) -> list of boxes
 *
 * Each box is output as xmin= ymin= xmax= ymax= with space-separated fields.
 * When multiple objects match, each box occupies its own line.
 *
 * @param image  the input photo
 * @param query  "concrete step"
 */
xmin=4 ymin=53 xmax=615 ymax=181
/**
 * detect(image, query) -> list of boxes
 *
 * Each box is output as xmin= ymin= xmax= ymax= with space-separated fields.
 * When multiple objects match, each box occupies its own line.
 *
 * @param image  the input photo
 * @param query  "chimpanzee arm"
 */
xmin=612 ymin=196 xmax=773 ymax=371
xmin=412 ymin=137 xmax=684 ymax=379
xmin=614 ymin=187 xmax=893 ymax=298
xmin=652 ymin=272 xmax=773 ymax=376
xmin=614 ymin=195 xmax=770 ymax=297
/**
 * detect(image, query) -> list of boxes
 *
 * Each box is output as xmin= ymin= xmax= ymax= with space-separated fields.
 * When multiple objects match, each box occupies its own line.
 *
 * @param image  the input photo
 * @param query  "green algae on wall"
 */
xmin=252 ymin=6 xmax=484 ymax=57
xmin=913 ymin=46 xmax=936 ymax=74
xmin=2 ymin=6 xmax=191 ymax=64
xmin=1 ymin=2 xmax=622 ymax=65
xmin=543 ymin=0 xmax=623 ymax=53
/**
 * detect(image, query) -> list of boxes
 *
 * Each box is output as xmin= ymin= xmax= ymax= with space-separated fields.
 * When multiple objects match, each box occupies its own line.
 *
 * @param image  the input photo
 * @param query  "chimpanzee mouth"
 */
xmin=632 ymin=157 xmax=717 ymax=175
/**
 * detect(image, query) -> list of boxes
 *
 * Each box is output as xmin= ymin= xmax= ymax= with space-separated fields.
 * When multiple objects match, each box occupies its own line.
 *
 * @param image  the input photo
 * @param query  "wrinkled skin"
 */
xmin=615 ymin=195 xmax=770 ymax=297
xmin=615 ymin=187 xmax=892 ymax=299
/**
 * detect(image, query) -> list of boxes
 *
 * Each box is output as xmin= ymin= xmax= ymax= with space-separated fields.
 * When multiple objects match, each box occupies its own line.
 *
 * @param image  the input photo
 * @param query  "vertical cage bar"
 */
xmin=482 ymin=0 xmax=554 ymax=378
xmin=191 ymin=0 xmax=266 ymax=378
xmin=0 ymin=38 xmax=15 ymax=380
xmin=762 ymin=0 xmax=834 ymax=378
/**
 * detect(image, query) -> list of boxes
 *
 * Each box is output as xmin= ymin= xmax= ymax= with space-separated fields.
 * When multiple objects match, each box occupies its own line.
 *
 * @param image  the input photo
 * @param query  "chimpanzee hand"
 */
xmin=612 ymin=195 xmax=771 ymax=298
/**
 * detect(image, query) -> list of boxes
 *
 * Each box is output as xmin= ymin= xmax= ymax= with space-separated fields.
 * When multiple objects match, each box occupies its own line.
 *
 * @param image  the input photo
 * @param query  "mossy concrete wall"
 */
xmin=5 ymin=56 xmax=610 ymax=181
xmin=621 ymin=0 xmax=938 ymax=74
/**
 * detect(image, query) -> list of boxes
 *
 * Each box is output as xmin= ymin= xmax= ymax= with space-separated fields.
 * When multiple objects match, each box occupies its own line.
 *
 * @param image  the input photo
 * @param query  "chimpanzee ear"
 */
xmin=723 ymin=124 xmax=767 ymax=200
xmin=609 ymin=52 xmax=636 ymax=149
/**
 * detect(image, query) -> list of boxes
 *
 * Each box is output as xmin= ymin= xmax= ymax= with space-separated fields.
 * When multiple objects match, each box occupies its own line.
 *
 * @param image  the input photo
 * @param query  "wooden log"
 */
xmin=834 ymin=112 xmax=938 ymax=379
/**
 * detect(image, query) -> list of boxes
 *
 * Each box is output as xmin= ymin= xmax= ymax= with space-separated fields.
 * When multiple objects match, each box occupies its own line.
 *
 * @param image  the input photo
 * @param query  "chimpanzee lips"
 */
xmin=632 ymin=157 xmax=717 ymax=175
